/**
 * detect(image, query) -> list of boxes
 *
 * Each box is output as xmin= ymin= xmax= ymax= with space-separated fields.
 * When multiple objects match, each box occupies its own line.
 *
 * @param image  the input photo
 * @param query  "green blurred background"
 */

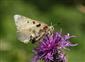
xmin=0 ymin=0 xmax=85 ymax=62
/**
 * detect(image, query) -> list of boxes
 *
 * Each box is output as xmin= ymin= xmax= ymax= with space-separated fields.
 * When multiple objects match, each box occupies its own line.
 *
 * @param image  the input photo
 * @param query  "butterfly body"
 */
xmin=14 ymin=15 xmax=54 ymax=43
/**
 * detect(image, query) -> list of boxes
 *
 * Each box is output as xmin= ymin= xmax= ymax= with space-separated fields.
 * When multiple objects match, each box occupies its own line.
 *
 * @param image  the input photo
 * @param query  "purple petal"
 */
xmin=45 ymin=53 xmax=53 ymax=61
xmin=32 ymin=32 xmax=77 ymax=62
xmin=32 ymin=55 xmax=39 ymax=62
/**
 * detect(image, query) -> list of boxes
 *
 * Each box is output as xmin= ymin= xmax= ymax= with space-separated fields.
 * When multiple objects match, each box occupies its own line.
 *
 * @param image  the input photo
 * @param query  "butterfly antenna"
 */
xmin=50 ymin=22 xmax=53 ymax=26
xmin=50 ymin=22 xmax=57 ymax=27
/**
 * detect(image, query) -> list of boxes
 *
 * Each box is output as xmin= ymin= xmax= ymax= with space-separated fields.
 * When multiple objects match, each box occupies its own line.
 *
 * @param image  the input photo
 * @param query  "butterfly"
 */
xmin=14 ymin=15 xmax=54 ymax=43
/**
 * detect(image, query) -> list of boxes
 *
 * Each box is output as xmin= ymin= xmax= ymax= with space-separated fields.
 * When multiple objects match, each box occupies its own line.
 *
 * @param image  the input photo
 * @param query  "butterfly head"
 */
xmin=48 ymin=22 xmax=55 ymax=33
xmin=47 ymin=25 xmax=54 ymax=34
xmin=49 ymin=25 xmax=54 ymax=31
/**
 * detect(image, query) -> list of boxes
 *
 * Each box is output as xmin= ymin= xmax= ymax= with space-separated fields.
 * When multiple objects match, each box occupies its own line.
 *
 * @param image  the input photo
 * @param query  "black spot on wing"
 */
xmin=36 ymin=24 xmax=41 ymax=27
xmin=33 ymin=21 xmax=35 ymax=24
xmin=31 ymin=38 xmax=36 ymax=44
xmin=43 ymin=26 xmax=48 ymax=30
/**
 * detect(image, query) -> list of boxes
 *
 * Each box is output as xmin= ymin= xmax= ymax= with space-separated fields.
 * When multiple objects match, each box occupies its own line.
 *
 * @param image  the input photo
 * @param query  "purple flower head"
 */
xmin=32 ymin=32 xmax=77 ymax=62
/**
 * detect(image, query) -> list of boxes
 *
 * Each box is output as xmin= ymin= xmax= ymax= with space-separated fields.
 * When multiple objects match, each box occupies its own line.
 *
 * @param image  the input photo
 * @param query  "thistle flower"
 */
xmin=32 ymin=32 xmax=77 ymax=62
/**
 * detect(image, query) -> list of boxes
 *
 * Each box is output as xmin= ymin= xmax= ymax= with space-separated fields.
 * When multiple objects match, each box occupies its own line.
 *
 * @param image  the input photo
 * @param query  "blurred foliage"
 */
xmin=0 ymin=0 xmax=85 ymax=62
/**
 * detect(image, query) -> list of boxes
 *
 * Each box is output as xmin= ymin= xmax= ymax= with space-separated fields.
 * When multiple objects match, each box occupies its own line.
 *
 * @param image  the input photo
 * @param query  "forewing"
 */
xmin=14 ymin=15 xmax=50 ymax=43
xmin=14 ymin=15 xmax=34 ymax=43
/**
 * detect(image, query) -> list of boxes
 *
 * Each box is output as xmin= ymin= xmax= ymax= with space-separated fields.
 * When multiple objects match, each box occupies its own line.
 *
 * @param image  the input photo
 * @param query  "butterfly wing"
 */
xmin=14 ymin=15 xmax=36 ymax=43
xmin=14 ymin=15 xmax=51 ymax=43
